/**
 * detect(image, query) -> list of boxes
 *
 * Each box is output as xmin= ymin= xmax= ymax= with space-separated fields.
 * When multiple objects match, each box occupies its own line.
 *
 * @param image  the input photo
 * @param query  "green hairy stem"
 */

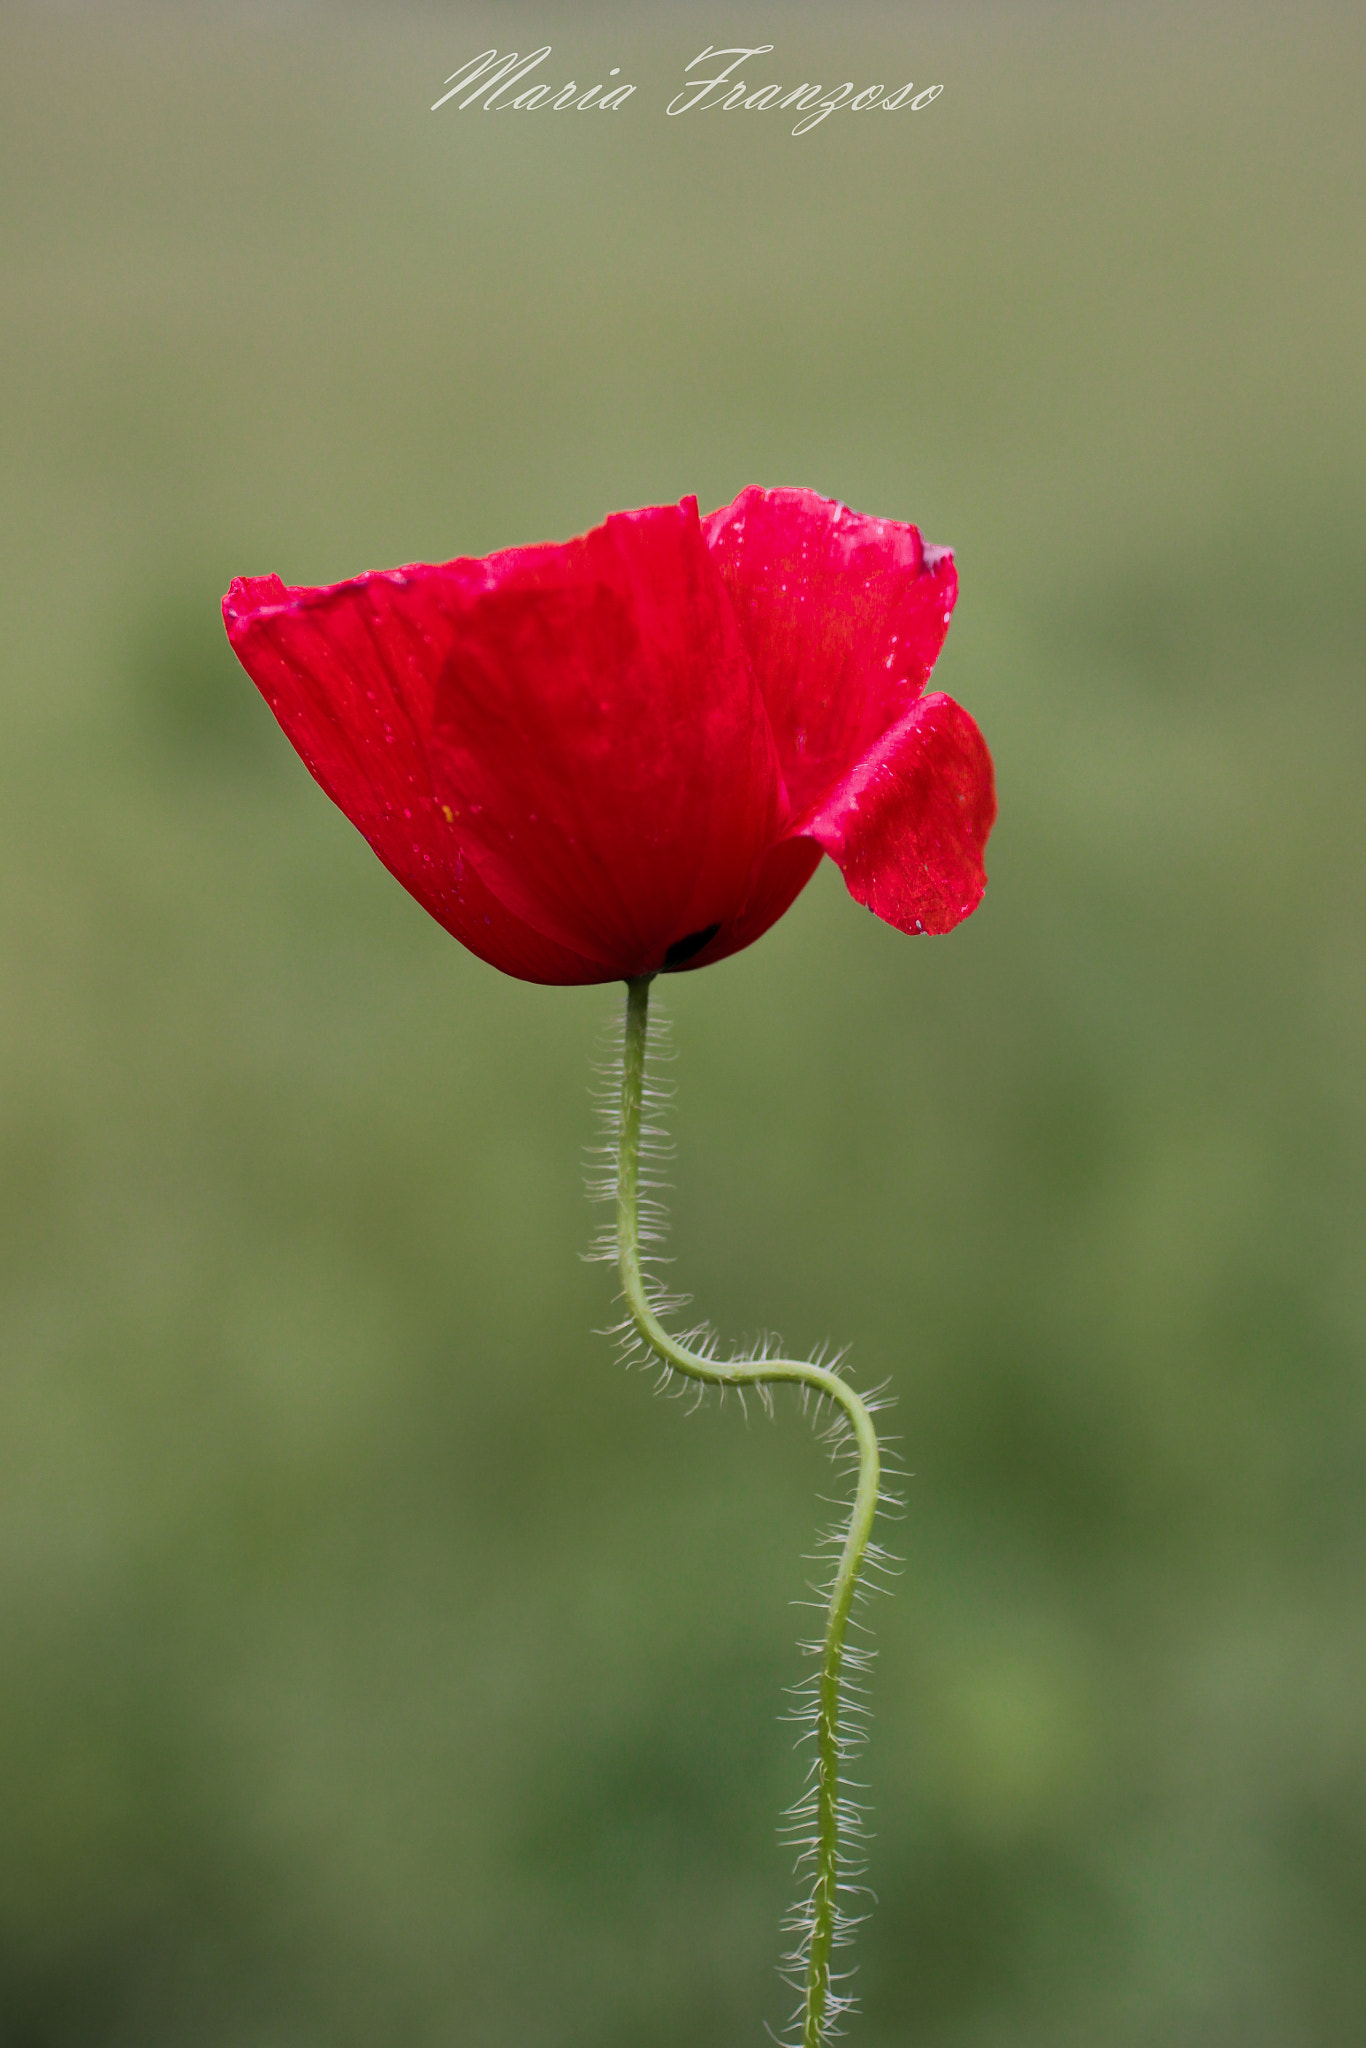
xmin=611 ymin=974 xmax=884 ymax=2047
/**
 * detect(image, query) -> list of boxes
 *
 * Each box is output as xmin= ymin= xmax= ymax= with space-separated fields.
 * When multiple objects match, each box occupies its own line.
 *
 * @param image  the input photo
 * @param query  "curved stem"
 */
xmin=615 ymin=975 xmax=882 ymax=2048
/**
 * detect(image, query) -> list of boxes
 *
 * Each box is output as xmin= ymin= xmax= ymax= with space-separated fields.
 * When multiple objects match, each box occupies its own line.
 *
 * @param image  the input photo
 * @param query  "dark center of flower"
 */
xmin=662 ymin=923 xmax=722 ymax=971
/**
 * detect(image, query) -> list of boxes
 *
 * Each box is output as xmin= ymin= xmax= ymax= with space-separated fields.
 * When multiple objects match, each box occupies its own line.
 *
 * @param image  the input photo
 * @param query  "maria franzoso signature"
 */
xmin=431 ymin=45 xmax=943 ymax=137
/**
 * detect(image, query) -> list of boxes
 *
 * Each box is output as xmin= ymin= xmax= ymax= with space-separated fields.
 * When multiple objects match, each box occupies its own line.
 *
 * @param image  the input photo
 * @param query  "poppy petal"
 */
xmin=424 ymin=499 xmax=787 ymax=974
xmin=224 ymin=499 xmax=788 ymax=981
xmin=223 ymin=573 xmax=615 ymax=984
xmin=682 ymin=838 xmax=825 ymax=972
xmin=801 ymin=692 xmax=996 ymax=936
xmin=701 ymin=486 xmax=959 ymax=814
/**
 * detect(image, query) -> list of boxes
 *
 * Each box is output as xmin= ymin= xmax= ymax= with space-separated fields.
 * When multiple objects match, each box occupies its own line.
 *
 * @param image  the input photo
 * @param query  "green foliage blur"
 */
xmin=2 ymin=4 xmax=1364 ymax=2042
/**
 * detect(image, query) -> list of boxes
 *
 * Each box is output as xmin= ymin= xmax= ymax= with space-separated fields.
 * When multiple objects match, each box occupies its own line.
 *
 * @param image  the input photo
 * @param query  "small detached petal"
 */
xmin=802 ymin=692 xmax=996 ymax=935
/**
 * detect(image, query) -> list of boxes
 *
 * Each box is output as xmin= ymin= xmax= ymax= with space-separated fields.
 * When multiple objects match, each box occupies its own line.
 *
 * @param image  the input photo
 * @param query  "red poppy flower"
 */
xmin=222 ymin=488 xmax=995 ymax=984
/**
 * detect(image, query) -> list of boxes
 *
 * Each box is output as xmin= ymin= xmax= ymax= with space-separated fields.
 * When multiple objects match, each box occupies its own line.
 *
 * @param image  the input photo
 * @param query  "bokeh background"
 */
xmin=3 ymin=3 xmax=1364 ymax=2042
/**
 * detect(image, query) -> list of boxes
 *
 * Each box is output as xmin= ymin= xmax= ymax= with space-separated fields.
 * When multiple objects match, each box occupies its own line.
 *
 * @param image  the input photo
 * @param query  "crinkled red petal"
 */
xmin=425 ymin=500 xmax=787 ymax=972
xmin=224 ymin=499 xmax=789 ymax=982
xmin=701 ymin=485 xmax=960 ymax=817
xmin=223 ymin=574 xmax=612 ymax=983
xmin=681 ymin=838 xmax=824 ymax=972
xmin=802 ymin=692 xmax=997 ymax=936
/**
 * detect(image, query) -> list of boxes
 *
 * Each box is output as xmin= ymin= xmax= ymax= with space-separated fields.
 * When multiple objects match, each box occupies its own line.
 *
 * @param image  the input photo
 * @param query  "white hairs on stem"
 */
xmin=587 ymin=988 xmax=903 ymax=2046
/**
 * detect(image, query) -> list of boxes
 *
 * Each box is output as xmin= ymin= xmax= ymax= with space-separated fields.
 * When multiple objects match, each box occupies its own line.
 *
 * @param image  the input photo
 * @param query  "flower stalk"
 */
xmin=613 ymin=974 xmax=883 ymax=2047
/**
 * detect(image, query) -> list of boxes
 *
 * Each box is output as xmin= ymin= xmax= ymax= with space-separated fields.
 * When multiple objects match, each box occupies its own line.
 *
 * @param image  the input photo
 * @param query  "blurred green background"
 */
xmin=2 ymin=3 xmax=1364 ymax=2042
